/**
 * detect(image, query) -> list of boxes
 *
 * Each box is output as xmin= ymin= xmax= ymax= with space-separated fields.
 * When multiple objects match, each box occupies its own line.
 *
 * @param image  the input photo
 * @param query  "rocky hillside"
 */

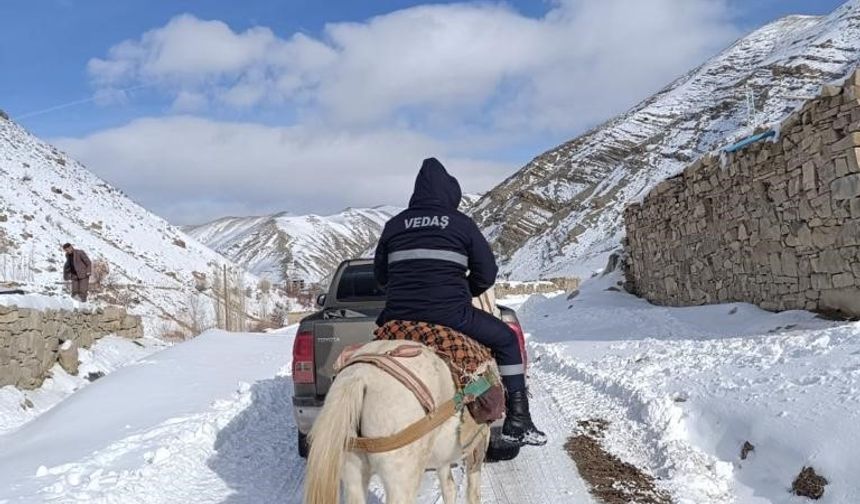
xmin=472 ymin=0 xmax=860 ymax=280
xmin=0 ymin=116 xmax=279 ymax=334
xmin=186 ymin=207 xmax=399 ymax=284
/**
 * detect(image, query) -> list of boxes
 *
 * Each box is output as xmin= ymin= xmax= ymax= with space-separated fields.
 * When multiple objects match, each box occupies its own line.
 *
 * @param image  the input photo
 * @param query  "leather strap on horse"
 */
xmin=349 ymin=398 xmax=458 ymax=453
xmin=340 ymin=344 xmax=435 ymax=413
xmin=348 ymin=375 xmax=493 ymax=453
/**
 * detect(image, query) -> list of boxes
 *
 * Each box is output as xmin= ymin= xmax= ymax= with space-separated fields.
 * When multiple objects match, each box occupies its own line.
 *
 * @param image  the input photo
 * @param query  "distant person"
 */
xmin=62 ymin=243 xmax=91 ymax=302
xmin=374 ymin=158 xmax=547 ymax=447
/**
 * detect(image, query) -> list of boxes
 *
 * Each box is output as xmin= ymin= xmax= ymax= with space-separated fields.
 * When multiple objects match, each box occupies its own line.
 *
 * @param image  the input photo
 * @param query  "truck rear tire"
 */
xmin=485 ymin=427 xmax=520 ymax=462
xmin=298 ymin=430 xmax=310 ymax=459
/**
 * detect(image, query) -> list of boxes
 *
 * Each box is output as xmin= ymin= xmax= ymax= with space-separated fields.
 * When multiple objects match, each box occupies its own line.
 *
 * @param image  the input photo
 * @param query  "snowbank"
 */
xmin=0 ymin=336 xmax=161 ymax=435
xmin=521 ymin=272 xmax=860 ymax=503
xmin=0 ymin=328 xmax=296 ymax=502
xmin=0 ymin=292 xmax=90 ymax=311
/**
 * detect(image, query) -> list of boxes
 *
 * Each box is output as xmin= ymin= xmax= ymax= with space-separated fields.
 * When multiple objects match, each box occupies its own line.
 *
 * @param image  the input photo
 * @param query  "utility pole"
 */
xmin=223 ymin=264 xmax=229 ymax=332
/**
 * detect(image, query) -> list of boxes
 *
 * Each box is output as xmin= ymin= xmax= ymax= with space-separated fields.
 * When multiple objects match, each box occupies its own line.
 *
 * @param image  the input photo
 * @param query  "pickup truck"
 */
xmin=291 ymin=258 xmax=526 ymax=461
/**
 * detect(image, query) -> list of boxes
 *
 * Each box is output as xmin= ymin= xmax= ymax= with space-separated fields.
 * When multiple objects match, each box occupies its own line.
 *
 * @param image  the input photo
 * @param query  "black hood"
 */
xmin=408 ymin=158 xmax=462 ymax=210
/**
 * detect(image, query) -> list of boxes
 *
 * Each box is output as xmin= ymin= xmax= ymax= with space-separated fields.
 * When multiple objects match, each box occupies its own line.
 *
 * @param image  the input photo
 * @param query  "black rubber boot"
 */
xmin=501 ymin=389 xmax=547 ymax=447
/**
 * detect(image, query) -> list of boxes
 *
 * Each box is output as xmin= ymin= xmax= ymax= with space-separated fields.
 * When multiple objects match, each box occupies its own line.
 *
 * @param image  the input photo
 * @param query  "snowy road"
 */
xmin=475 ymin=377 xmax=594 ymax=504
xmin=0 ymin=328 xmax=594 ymax=503
xmin=5 ymin=278 xmax=860 ymax=503
xmin=407 ymin=373 xmax=594 ymax=504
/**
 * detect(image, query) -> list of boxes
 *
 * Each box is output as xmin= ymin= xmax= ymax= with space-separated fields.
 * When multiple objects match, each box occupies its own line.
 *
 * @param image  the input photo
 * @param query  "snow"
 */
xmin=3 ymin=272 xmax=855 ymax=502
xmin=0 ymin=336 xmax=163 ymax=435
xmin=186 ymin=206 xmax=400 ymax=284
xmin=474 ymin=1 xmax=860 ymax=280
xmin=0 ymin=322 xmax=596 ymax=503
xmin=519 ymin=272 xmax=860 ymax=503
xmin=0 ymin=293 xmax=88 ymax=311
xmin=0 ymin=329 xmax=296 ymax=502
xmin=0 ymin=117 xmax=284 ymax=332
xmin=496 ymin=293 xmax=534 ymax=309
xmin=188 ymin=197 xmax=486 ymax=286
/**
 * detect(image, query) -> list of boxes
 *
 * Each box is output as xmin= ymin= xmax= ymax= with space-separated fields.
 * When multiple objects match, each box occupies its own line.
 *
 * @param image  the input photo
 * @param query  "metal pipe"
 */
xmin=722 ymin=130 xmax=776 ymax=153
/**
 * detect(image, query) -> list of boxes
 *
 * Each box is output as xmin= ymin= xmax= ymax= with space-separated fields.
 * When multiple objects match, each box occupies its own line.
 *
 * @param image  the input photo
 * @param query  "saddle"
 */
xmin=379 ymin=320 xmax=505 ymax=425
xmin=374 ymin=320 xmax=493 ymax=388
xmin=334 ymin=341 xmax=496 ymax=454
xmin=340 ymin=320 xmax=505 ymax=425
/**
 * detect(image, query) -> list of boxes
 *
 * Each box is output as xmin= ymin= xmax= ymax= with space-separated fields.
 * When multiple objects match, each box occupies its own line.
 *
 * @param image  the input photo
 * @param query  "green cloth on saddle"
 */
xmin=374 ymin=320 xmax=506 ymax=424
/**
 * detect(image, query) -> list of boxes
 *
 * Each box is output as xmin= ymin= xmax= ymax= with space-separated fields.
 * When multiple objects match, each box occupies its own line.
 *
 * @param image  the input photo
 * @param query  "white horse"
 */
xmin=303 ymin=340 xmax=490 ymax=504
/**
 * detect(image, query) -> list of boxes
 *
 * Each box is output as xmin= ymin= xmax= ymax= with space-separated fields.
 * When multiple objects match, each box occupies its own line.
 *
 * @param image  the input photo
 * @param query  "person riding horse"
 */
xmin=373 ymin=158 xmax=546 ymax=447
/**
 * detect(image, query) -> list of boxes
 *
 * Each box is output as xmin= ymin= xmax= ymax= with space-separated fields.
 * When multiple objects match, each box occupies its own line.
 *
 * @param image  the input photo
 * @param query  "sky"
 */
xmin=0 ymin=0 xmax=847 ymax=224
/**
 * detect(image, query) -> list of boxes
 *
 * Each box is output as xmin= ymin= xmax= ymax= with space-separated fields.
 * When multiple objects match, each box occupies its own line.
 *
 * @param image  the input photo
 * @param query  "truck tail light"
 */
xmin=292 ymin=331 xmax=315 ymax=384
xmin=506 ymin=321 xmax=528 ymax=372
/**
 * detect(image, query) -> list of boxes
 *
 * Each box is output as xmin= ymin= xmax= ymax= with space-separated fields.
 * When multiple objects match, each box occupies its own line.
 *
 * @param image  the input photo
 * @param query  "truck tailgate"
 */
xmin=313 ymin=317 xmax=378 ymax=395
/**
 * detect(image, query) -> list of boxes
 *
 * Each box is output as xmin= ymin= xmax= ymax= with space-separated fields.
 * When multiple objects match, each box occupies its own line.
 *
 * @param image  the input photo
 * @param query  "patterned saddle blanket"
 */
xmin=373 ymin=320 xmax=505 ymax=424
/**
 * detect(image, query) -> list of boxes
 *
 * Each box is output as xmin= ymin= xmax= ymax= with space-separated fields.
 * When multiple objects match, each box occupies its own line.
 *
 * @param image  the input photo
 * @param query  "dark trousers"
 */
xmin=71 ymin=277 xmax=89 ymax=302
xmin=452 ymin=307 xmax=526 ymax=392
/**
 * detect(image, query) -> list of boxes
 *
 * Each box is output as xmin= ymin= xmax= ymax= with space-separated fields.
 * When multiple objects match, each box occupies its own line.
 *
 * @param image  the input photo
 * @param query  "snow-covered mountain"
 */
xmin=187 ymin=192 xmax=486 ymax=285
xmin=0 ymin=116 xmax=277 ymax=333
xmin=472 ymin=0 xmax=860 ymax=280
xmin=186 ymin=207 xmax=400 ymax=284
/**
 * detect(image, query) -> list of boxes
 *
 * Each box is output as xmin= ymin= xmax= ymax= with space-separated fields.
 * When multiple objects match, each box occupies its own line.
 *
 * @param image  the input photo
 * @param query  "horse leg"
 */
xmin=465 ymin=463 xmax=482 ymax=504
xmin=377 ymin=452 xmax=425 ymax=504
xmin=342 ymin=452 xmax=371 ymax=504
xmin=437 ymin=464 xmax=457 ymax=504
xmin=464 ymin=434 xmax=489 ymax=504
xmin=381 ymin=474 xmax=422 ymax=504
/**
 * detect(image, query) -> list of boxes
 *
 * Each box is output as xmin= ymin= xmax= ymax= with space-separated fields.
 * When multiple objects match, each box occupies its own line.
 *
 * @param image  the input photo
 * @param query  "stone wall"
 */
xmin=623 ymin=69 xmax=860 ymax=318
xmin=496 ymin=278 xmax=581 ymax=297
xmin=0 ymin=305 xmax=143 ymax=389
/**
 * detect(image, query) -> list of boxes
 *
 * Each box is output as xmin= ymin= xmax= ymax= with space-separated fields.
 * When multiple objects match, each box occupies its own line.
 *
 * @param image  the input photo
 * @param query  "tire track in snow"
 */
xmin=19 ymin=363 xmax=594 ymax=503
xmin=478 ymin=376 xmax=595 ymax=503
xmin=409 ymin=372 xmax=595 ymax=504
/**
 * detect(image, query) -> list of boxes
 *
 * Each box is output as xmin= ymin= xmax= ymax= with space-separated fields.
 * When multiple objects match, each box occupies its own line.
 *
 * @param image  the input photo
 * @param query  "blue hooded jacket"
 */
xmin=374 ymin=158 xmax=498 ymax=326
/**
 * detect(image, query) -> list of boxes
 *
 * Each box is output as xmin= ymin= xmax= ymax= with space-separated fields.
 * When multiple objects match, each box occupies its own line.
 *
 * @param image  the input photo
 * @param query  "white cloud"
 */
xmin=75 ymin=1 xmax=740 ymax=222
xmin=89 ymin=1 xmax=738 ymax=130
xmin=54 ymin=116 xmax=511 ymax=224
xmin=88 ymin=15 xmax=278 ymax=84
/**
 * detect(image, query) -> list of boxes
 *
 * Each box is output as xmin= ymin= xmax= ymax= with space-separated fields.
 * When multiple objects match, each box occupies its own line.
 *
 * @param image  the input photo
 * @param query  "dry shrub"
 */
xmin=155 ymin=318 xmax=190 ymax=342
xmin=249 ymin=318 xmax=278 ymax=333
xmin=96 ymin=268 xmax=138 ymax=308
xmin=269 ymin=308 xmax=287 ymax=328
xmin=0 ymin=252 xmax=34 ymax=283
xmin=258 ymin=278 xmax=272 ymax=294
xmin=184 ymin=292 xmax=213 ymax=336
xmin=793 ymin=467 xmax=828 ymax=500
xmin=192 ymin=271 xmax=208 ymax=292
xmin=90 ymin=259 xmax=110 ymax=289
xmin=740 ymin=441 xmax=755 ymax=460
